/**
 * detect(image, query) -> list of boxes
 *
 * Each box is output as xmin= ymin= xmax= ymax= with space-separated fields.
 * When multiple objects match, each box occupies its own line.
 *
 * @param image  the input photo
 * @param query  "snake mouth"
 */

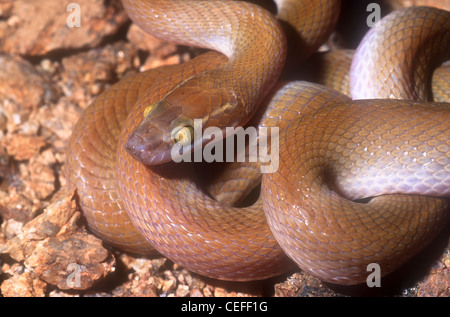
xmin=125 ymin=122 xmax=174 ymax=165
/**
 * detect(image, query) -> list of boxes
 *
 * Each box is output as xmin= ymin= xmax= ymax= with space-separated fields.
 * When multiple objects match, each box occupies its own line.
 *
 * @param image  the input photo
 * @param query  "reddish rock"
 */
xmin=0 ymin=0 xmax=128 ymax=55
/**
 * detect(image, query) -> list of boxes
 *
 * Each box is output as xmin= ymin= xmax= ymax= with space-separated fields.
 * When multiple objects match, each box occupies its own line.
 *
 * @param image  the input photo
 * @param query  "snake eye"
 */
xmin=143 ymin=103 xmax=156 ymax=118
xmin=172 ymin=125 xmax=194 ymax=146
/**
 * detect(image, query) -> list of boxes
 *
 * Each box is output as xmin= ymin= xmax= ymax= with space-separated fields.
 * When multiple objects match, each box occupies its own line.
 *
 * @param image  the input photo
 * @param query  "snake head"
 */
xmin=126 ymin=75 xmax=239 ymax=165
xmin=125 ymin=85 xmax=219 ymax=165
xmin=125 ymin=99 xmax=198 ymax=165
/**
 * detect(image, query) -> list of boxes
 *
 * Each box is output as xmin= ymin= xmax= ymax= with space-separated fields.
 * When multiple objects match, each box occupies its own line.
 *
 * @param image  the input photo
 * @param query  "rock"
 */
xmin=274 ymin=272 xmax=341 ymax=297
xmin=1 ymin=191 xmax=115 ymax=292
xmin=1 ymin=134 xmax=47 ymax=161
xmin=127 ymin=23 xmax=178 ymax=59
xmin=0 ymin=55 xmax=58 ymax=131
xmin=0 ymin=0 xmax=128 ymax=56
xmin=0 ymin=188 xmax=37 ymax=223
xmin=0 ymin=271 xmax=47 ymax=297
xmin=25 ymin=232 xmax=113 ymax=290
xmin=61 ymin=41 xmax=138 ymax=100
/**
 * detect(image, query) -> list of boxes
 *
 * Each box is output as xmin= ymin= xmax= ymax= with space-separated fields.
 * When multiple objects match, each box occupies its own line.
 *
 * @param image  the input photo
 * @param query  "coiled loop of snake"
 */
xmin=66 ymin=1 xmax=450 ymax=284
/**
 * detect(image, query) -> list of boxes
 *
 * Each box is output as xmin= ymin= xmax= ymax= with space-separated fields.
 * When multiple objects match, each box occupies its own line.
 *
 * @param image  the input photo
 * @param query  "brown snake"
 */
xmin=66 ymin=0 xmax=450 ymax=285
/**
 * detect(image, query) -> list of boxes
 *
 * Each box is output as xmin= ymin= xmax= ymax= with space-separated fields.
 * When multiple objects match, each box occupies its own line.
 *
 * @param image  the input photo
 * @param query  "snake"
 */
xmin=66 ymin=0 xmax=450 ymax=285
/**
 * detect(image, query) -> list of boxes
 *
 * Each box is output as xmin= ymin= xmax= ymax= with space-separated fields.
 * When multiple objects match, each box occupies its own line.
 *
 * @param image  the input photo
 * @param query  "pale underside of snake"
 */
xmin=66 ymin=0 xmax=450 ymax=285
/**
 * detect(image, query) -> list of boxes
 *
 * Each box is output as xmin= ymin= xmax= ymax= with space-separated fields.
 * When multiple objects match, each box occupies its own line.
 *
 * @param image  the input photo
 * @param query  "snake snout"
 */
xmin=125 ymin=126 xmax=173 ymax=165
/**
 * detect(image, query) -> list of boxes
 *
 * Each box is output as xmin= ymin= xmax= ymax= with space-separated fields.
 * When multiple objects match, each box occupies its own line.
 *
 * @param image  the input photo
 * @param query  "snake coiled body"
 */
xmin=66 ymin=0 xmax=449 ymax=285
